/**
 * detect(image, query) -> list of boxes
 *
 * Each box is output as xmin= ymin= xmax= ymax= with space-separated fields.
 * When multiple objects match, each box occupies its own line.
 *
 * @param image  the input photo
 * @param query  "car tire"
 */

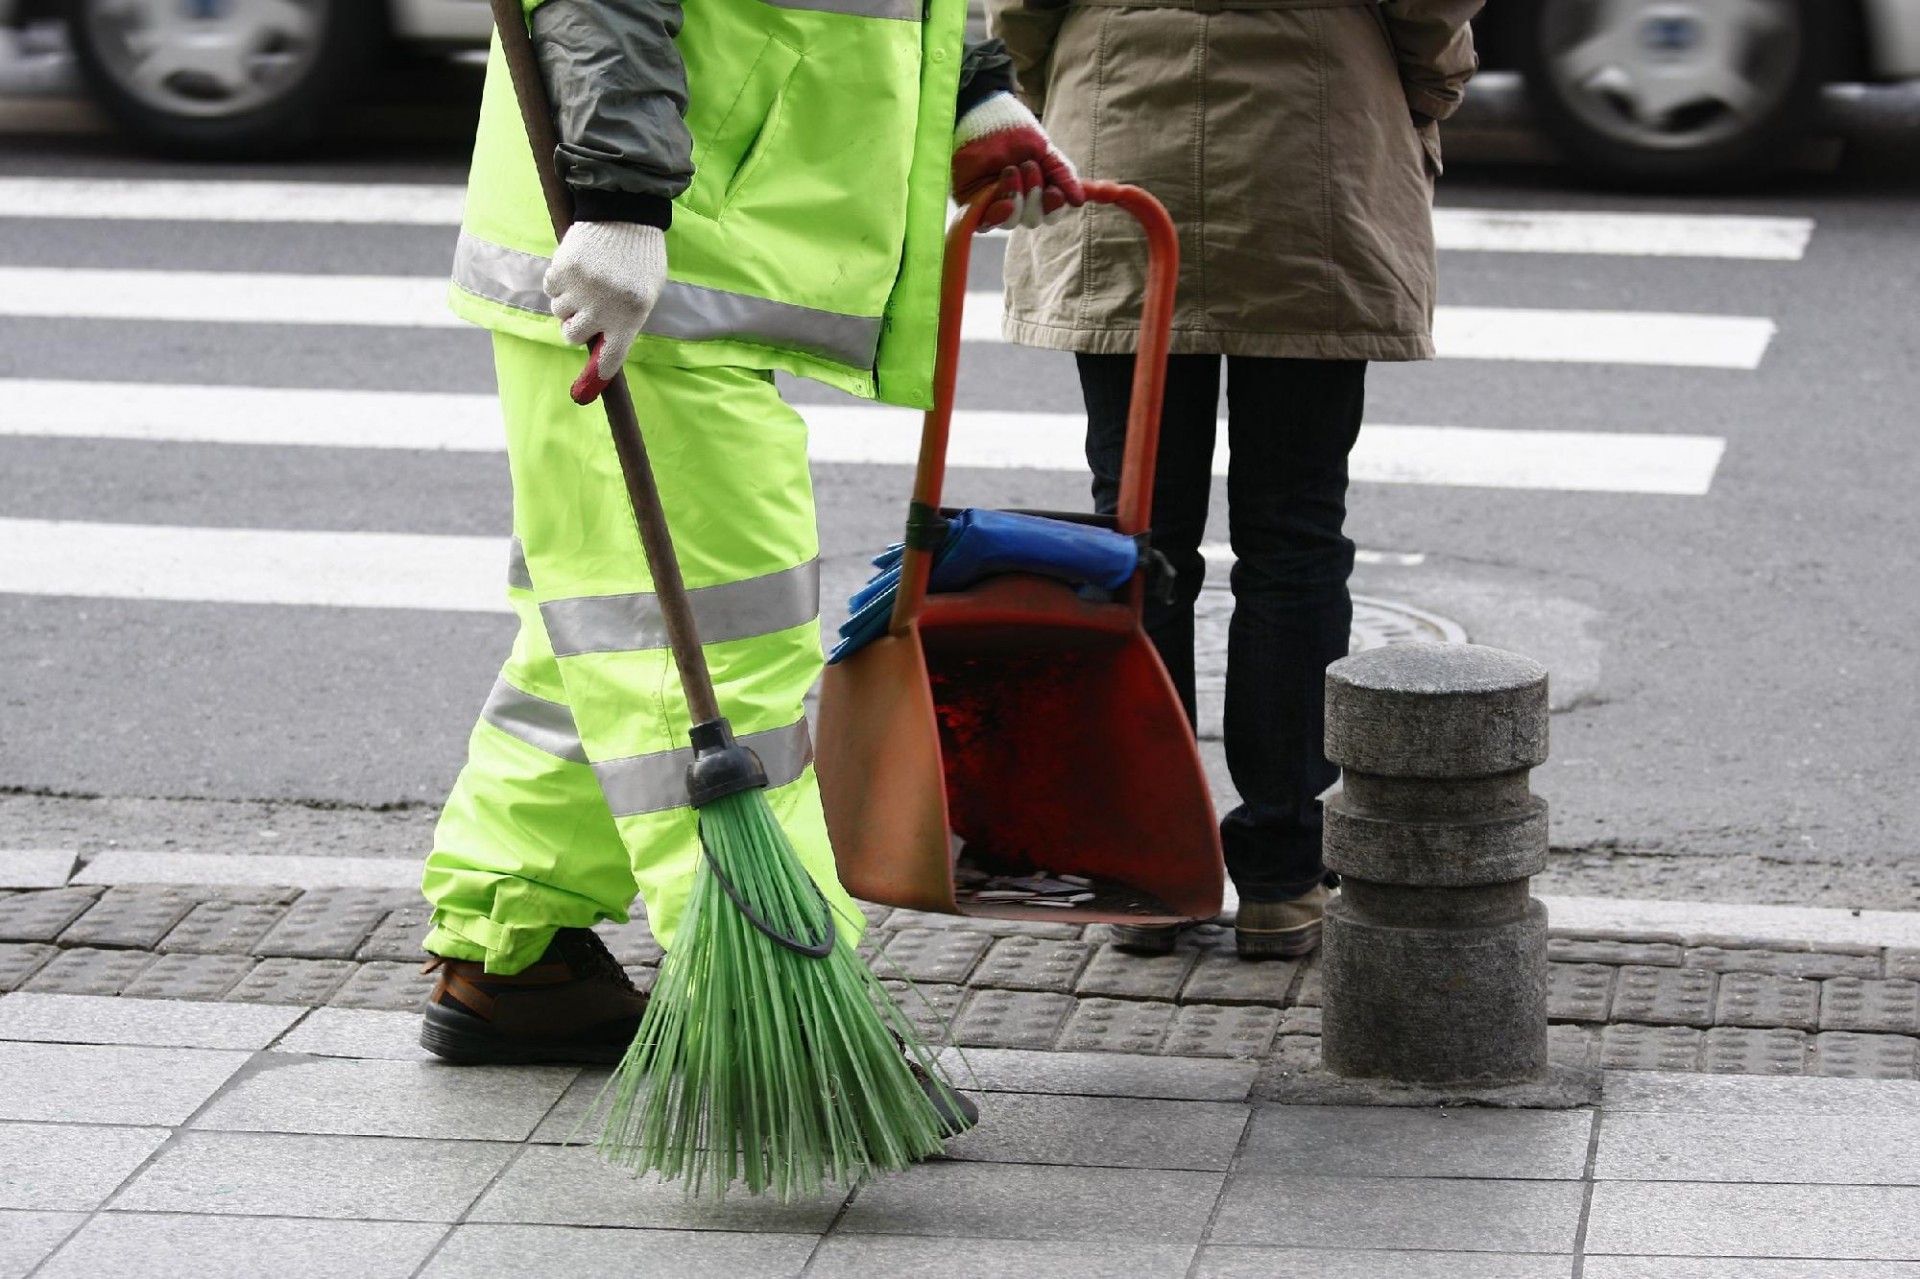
xmin=68 ymin=0 xmax=384 ymax=159
xmin=1517 ymin=0 xmax=1833 ymax=188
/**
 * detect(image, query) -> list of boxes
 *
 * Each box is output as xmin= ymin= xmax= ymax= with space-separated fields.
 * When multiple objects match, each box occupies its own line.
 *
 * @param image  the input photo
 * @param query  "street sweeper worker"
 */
xmin=416 ymin=0 xmax=1084 ymax=1066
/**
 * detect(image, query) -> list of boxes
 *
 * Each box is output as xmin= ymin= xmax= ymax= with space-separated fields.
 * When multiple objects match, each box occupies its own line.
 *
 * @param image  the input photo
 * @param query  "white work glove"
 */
xmin=542 ymin=221 xmax=668 ymax=381
xmin=951 ymin=93 xmax=1085 ymax=231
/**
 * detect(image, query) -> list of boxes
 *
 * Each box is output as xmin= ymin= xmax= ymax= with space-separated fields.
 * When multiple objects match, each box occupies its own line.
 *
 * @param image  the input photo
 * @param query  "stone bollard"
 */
xmin=1320 ymin=643 xmax=1550 ymax=1086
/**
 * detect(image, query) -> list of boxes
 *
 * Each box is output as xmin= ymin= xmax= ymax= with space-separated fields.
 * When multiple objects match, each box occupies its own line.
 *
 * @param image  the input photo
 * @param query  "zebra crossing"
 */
xmin=0 ymin=176 xmax=1809 ymax=613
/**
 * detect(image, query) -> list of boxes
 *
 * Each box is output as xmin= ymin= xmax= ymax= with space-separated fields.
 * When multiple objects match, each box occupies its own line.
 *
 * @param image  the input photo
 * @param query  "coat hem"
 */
xmin=1003 ymin=315 xmax=1434 ymax=362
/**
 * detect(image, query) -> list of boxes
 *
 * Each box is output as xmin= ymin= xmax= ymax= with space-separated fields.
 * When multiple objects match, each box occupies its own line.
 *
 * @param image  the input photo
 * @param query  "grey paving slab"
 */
xmin=223 ymin=956 xmax=355 ymax=1005
xmin=1584 ymin=1260 xmax=1920 ymax=1279
xmin=1213 ymin=1174 xmax=1584 ymax=1253
xmin=1813 ymin=1031 xmax=1919 ymax=1079
xmin=1277 ymin=1007 xmax=1323 ymax=1037
xmin=1164 ymin=1003 xmax=1281 ymax=1058
xmin=0 ymin=944 xmax=54 ymax=993
xmin=1196 ymin=1248 xmax=1573 ymax=1279
xmin=192 ymin=1056 xmax=579 ymax=1141
xmin=951 ymin=988 xmax=1074 ymax=1049
xmin=1295 ymin=959 xmax=1323 ymax=1007
xmin=328 ymin=960 xmax=429 ymax=1011
xmin=838 ymin=1161 xmax=1223 ymax=1243
xmin=159 ymin=900 xmax=286 ymax=955
xmin=58 ymin=885 xmax=199 ymax=949
xmin=1602 ymin=1069 xmax=1920 ymax=1114
xmin=0 ymin=1042 xmax=250 ymax=1124
xmin=933 ymin=1047 xmax=1257 ymax=1101
xmin=273 ymin=1007 xmax=433 ymax=1061
xmin=1548 ymin=1023 xmax=1598 ymax=1070
xmin=0 ymin=992 xmax=300 ymax=1049
xmin=472 ymin=1143 xmax=845 ymax=1230
xmin=1685 ymin=947 xmax=1880 ymax=980
xmin=854 ymin=899 xmax=893 ymax=930
xmin=424 ymin=1223 xmax=816 ymax=1278
xmin=1057 ymin=996 xmax=1174 ymax=1053
xmin=1548 ymin=938 xmax=1681 ymax=967
xmin=884 ymin=909 xmax=1079 ymax=940
xmin=1600 ymin=1024 xmax=1703 ymax=1072
xmin=1820 ymin=978 xmax=1920 ymax=1034
xmin=529 ymin=1068 xmax=615 ymax=1145
xmin=1596 ymin=1112 xmax=1920 ymax=1185
xmin=253 ymin=889 xmax=400 ymax=960
xmin=1585 ymin=1182 xmax=1920 ymax=1260
xmin=357 ymin=906 xmax=434 ymax=962
xmin=1611 ymin=965 xmax=1716 ymax=1027
xmin=1547 ymin=962 xmax=1614 ymax=1023
xmin=1238 ymin=1106 xmax=1593 ymax=1180
xmin=0 ymin=851 xmax=77 ymax=889
xmin=591 ymin=918 xmax=664 ymax=967
xmin=22 ymin=946 xmax=155 ymax=996
xmin=122 ymin=952 xmax=259 ymax=1001
xmin=33 ymin=1213 xmax=447 ymax=1279
xmin=0 ymin=888 xmax=100 ymax=943
xmin=115 ymin=1130 xmax=515 ymax=1221
xmin=881 ymin=928 xmax=992 ymax=984
xmin=810 ymin=1235 xmax=1196 ymax=1279
xmin=941 ymin=1092 xmax=1249 ymax=1171
xmin=0 ymin=1211 xmax=85 ymax=1279
xmin=1712 ymin=971 xmax=1820 ymax=1031
xmin=1075 ymin=945 xmax=1198 ymax=1001
xmin=879 ymin=980 xmax=967 ymax=1045
xmin=1180 ymin=951 xmax=1299 ymax=1006
xmin=1701 ymin=1026 xmax=1808 ymax=1075
xmin=0 ymin=1123 xmax=168 ymax=1210
xmin=969 ymin=935 xmax=1093 ymax=993
xmin=1890 ymin=949 xmax=1920 ymax=982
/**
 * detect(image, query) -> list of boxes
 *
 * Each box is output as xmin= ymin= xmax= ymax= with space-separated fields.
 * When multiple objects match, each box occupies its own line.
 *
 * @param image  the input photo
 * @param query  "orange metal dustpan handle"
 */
xmin=888 ymin=184 xmax=1181 ymax=638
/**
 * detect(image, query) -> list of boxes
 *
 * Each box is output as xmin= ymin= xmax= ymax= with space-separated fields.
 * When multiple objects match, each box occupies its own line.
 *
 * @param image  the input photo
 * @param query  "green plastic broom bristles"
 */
xmin=599 ymin=787 xmax=965 ymax=1199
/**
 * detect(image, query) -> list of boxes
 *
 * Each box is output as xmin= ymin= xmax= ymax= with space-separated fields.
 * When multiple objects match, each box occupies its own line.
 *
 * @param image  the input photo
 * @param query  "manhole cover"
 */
xmin=1194 ymin=585 xmax=1465 ymax=741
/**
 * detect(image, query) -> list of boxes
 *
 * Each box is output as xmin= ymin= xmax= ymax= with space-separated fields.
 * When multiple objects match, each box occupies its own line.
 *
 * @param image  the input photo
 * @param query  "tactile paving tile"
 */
xmin=1611 ymin=965 xmax=1716 ymax=1027
xmin=1685 ymin=947 xmax=1881 ymax=980
xmin=1714 ymin=971 xmax=1820 ymax=1031
xmin=1056 ymin=997 xmax=1175 ymax=1053
xmin=1886 ymin=949 xmax=1920 ymax=981
xmin=1703 ymin=1026 xmax=1809 ymax=1075
xmin=123 ymin=952 xmax=259 ymax=1001
xmin=855 ymin=900 xmax=894 ymax=930
xmin=1600 ymin=1023 xmax=1703 ymax=1072
xmin=1819 ymin=978 xmax=1920 ymax=1035
xmin=951 ymin=988 xmax=1074 ymax=1050
xmin=329 ymin=961 xmax=432 ymax=1011
xmin=1276 ymin=1007 xmax=1322 ymax=1037
xmin=1162 ymin=1003 xmax=1281 ymax=1058
xmin=0 ymin=942 xmax=56 ymax=992
xmin=1180 ymin=951 xmax=1299 ymax=1006
xmin=356 ymin=907 xmax=436 ymax=963
xmin=1548 ymin=938 xmax=1683 ymax=967
xmin=252 ymin=889 xmax=402 ymax=960
xmin=1074 ymin=945 xmax=1199 ymax=1001
xmin=58 ymin=885 xmax=201 ymax=950
xmin=224 ymin=956 xmax=356 ymax=1005
xmin=1813 ymin=1031 xmax=1920 ymax=1079
xmin=879 ymin=980 xmax=967 ymax=1046
xmin=969 ymin=936 xmax=1093 ymax=993
xmin=589 ymin=919 xmax=664 ymax=968
xmin=1548 ymin=1024 xmax=1598 ymax=1070
xmin=0 ymin=887 xmax=102 ymax=943
xmin=1293 ymin=959 xmax=1323 ymax=1008
xmin=159 ymin=900 xmax=288 ymax=955
xmin=881 ymin=928 xmax=992 ymax=984
xmin=1547 ymin=963 xmax=1615 ymax=1023
xmin=24 ymin=946 xmax=158 ymax=996
xmin=884 ymin=909 xmax=1081 ymax=941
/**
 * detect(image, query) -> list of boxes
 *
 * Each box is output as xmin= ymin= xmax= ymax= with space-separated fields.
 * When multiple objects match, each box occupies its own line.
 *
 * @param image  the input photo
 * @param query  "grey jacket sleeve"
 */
xmin=532 ymin=0 xmax=693 ymax=229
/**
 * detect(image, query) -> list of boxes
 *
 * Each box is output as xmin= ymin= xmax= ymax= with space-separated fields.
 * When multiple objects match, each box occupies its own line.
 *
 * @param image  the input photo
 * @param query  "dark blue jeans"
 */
xmin=1079 ymin=353 xmax=1366 ymax=903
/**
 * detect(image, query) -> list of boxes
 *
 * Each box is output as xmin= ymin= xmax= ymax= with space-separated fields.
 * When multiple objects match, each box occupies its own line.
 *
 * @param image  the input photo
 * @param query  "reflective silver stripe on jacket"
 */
xmin=540 ymin=560 xmax=819 ymax=657
xmin=507 ymin=537 xmax=533 ymax=592
xmin=762 ymin=0 xmax=921 ymax=19
xmin=481 ymin=677 xmax=588 ymax=764
xmin=453 ymin=232 xmax=882 ymax=369
xmin=594 ymin=719 xmax=814 ymax=817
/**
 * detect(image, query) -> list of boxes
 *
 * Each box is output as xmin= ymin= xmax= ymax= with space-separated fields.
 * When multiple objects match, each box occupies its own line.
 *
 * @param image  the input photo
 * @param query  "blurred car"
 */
xmin=1473 ymin=0 xmax=1920 ymax=185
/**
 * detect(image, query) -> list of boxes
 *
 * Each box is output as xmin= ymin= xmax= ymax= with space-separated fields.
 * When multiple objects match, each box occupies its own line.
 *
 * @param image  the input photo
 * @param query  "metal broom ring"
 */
xmin=701 ymin=847 xmax=838 ymax=959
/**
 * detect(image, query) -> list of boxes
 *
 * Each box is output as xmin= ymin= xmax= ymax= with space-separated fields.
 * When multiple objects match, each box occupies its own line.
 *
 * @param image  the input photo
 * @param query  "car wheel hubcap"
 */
xmin=85 ymin=0 xmax=326 ymax=118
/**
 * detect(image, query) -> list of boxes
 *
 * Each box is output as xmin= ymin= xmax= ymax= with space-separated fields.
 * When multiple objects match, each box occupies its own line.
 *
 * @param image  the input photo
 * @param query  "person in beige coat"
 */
xmin=991 ymin=0 xmax=1482 ymax=957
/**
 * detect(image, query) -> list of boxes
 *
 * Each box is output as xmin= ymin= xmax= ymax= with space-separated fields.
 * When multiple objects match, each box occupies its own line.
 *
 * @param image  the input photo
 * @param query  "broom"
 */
xmin=486 ymin=0 xmax=968 ymax=1199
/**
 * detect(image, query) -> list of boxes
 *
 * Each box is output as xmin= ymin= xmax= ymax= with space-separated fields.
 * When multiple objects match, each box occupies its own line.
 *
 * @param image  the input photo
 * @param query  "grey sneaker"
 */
xmin=1234 ymin=885 xmax=1331 ymax=959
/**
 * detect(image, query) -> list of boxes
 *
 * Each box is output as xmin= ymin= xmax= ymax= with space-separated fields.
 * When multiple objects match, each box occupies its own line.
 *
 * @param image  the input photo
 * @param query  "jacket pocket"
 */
xmin=680 ymin=35 xmax=803 ymax=222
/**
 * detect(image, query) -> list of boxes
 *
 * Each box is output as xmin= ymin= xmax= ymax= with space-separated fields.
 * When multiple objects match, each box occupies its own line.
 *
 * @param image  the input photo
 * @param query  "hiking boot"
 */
xmin=1235 ymin=885 xmax=1331 ymax=959
xmin=420 ymin=927 xmax=649 ymax=1065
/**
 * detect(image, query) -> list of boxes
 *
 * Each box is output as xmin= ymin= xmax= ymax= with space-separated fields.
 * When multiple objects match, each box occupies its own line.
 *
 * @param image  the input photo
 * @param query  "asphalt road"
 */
xmin=2 ymin=76 xmax=1918 ymax=911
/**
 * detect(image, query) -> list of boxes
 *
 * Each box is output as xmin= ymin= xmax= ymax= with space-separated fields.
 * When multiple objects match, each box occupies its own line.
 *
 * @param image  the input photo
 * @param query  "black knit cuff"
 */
xmin=568 ymin=187 xmax=674 ymax=230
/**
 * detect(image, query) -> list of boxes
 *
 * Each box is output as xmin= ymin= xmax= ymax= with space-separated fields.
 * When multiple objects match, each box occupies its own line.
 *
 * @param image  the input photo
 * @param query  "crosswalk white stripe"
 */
xmin=0 ymin=382 xmax=1726 ymax=495
xmin=0 ymin=180 xmax=1815 ymax=262
xmin=0 ymin=268 xmax=1777 ymax=369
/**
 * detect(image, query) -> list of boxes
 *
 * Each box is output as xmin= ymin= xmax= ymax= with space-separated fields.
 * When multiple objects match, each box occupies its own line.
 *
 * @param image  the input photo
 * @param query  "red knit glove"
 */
xmin=951 ymin=93 xmax=1085 ymax=230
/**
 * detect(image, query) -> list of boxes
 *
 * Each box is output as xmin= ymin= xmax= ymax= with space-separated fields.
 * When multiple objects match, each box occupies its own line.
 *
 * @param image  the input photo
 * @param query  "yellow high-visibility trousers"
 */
xmin=422 ymin=333 xmax=858 ymax=974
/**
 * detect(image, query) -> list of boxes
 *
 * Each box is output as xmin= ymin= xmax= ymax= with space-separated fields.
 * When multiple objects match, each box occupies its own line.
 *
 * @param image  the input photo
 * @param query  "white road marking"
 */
xmin=0 ymin=382 xmax=1726 ymax=495
xmin=0 ymin=176 xmax=466 ymax=225
xmin=1432 ymin=208 xmax=1814 ymax=260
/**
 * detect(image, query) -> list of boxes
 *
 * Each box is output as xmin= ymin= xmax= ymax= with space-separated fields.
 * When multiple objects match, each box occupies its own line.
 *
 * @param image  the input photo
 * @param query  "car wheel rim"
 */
xmin=1542 ymin=0 xmax=1803 ymax=152
xmin=84 ymin=0 xmax=328 ymax=119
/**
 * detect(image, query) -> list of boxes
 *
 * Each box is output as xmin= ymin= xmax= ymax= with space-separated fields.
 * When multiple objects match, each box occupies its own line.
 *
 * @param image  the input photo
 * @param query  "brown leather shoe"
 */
xmin=419 ymin=927 xmax=649 ymax=1065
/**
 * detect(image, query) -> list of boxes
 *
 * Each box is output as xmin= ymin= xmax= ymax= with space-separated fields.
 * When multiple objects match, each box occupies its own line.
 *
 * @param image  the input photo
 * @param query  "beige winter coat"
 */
xmin=991 ymin=0 xmax=1482 ymax=361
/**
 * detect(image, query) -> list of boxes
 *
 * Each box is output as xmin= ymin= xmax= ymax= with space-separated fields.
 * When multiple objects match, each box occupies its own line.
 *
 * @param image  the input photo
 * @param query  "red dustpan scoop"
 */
xmin=817 ymin=183 xmax=1224 ymax=926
